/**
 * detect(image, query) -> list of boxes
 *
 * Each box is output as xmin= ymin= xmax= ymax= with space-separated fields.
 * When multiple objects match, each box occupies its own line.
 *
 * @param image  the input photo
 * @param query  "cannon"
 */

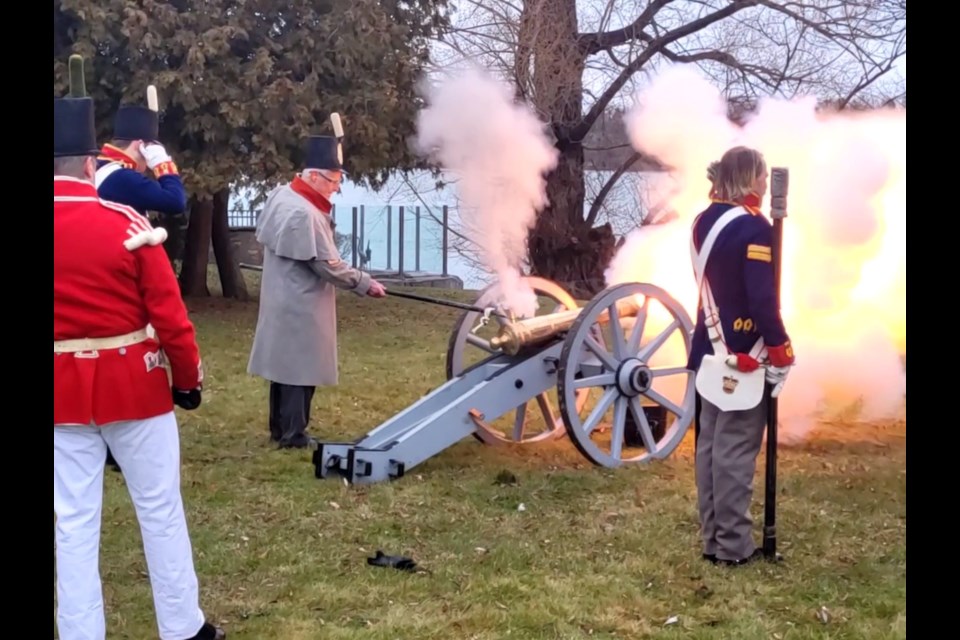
xmin=313 ymin=277 xmax=697 ymax=484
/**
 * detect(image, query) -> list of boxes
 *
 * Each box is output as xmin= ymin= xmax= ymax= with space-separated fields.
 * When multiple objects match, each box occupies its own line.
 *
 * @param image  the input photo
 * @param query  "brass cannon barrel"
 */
xmin=489 ymin=295 xmax=644 ymax=355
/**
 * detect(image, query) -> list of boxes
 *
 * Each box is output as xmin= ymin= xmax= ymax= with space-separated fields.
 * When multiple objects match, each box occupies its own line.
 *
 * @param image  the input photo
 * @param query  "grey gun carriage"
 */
xmin=313 ymin=276 xmax=698 ymax=485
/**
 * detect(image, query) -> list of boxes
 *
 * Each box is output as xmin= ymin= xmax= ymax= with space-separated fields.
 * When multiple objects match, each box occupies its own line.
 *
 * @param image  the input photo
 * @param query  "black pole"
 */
xmin=442 ymin=205 xmax=449 ymax=276
xmin=385 ymin=289 xmax=507 ymax=317
xmin=763 ymin=167 xmax=788 ymax=561
xmin=398 ymin=206 xmax=405 ymax=277
xmin=351 ymin=207 xmax=358 ymax=268
xmin=387 ymin=205 xmax=392 ymax=270
xmin=240 ymin=260 xmax=503 ymax=318
xmin=415 ymin=206 xmax=421 ymax=272
xmin=359 ymin=205 xmax=366 ymax=265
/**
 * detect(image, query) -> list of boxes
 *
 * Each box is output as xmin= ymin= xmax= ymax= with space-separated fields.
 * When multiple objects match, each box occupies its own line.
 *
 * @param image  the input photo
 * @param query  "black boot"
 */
xmin=718 ymin=548 xmax=764 ymax=567
xmin=277 ymin=434 xmax=315 ymax=449
xmin=185 ymin=622 xmax=225 ymax=640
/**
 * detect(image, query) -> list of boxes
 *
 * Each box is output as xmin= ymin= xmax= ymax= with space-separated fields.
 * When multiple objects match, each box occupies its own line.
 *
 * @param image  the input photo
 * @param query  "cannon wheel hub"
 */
xmin=617 ymin=359 xmax=653 ymax=396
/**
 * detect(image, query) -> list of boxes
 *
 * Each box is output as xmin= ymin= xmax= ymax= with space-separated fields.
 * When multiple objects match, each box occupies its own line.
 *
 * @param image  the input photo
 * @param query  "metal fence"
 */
xmin=229 ymin=204 xmax=452 ymax=276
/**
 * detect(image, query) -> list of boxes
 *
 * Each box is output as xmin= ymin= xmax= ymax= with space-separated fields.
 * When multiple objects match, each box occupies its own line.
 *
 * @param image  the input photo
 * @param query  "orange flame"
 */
xmin=607 ymin=67 xmax=906 ymax=442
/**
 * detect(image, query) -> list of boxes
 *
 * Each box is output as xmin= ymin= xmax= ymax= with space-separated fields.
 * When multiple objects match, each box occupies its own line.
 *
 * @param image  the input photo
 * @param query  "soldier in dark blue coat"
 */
xmin=688 ymin=146 xmax=795 ymax=566
xmin=95 ymin=99 xmax=187 ymax=217
xmin=96 ymin=93 xmax=188 ymax=473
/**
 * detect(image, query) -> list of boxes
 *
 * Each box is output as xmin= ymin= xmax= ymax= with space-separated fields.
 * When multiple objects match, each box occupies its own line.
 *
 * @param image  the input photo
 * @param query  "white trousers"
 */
xmin=53 ymin=412 xmax=206 ymax=640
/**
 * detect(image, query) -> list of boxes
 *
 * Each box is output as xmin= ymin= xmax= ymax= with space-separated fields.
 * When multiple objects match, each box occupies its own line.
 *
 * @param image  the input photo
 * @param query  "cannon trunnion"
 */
xmin=313 ymin=278 xmax=696 ymax=484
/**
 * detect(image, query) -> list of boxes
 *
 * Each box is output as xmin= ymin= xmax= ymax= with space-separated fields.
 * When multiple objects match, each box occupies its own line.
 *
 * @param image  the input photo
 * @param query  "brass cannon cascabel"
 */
xmin=489 ymin=296 xmax=644 ymax=355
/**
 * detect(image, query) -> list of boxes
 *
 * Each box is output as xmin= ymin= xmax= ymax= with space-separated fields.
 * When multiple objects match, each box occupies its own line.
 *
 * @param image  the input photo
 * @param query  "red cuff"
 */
xmin=734 ymin=353 xmax=760 ymax=372
xmin=153 ymin=161 xmax=179 ymax=177
xmin=767 ymin=342 xmax=795 ymax=367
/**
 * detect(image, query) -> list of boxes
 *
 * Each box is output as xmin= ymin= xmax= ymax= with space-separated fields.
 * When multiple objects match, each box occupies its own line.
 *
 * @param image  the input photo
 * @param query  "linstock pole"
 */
xmin=385 ymin=289 xmax=507 ymax=318
xmin=764 ymin=167 xmax=788 ymax=562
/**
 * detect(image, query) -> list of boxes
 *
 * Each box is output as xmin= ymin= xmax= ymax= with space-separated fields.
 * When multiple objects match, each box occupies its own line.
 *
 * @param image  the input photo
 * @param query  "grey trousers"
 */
xmin=695 ymin=392 xmax=768 ymax=561
xmin=268 ymin=382 xmax=316 ymax=447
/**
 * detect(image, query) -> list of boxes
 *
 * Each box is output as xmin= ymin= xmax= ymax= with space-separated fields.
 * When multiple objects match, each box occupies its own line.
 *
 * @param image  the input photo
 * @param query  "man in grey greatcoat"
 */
xmin=248 ymin=134 xmax=386 ymax=448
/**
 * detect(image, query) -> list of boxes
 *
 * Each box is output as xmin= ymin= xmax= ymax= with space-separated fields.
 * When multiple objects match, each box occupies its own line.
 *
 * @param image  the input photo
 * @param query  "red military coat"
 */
xmin=54 ymin=176 xmax=203 ymax=425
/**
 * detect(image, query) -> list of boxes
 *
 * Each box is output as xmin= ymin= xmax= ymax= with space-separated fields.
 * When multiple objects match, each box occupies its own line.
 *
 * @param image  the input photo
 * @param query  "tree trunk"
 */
xmin=529 ymin=165 xmax=616 ymax=299
xmin=179 ymin=196 xmax=213 ymax=297
xmin=211 ymin=187 xmax=249 ymax=300
xmin=524 ymin=0 xmax=615 ymax=299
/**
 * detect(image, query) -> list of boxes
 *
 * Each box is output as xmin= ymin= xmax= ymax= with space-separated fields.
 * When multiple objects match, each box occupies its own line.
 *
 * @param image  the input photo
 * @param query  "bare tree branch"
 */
xmin=837 ymin=50 xmax=903 ymax=109
xmin=585 ymin=150 xmax=642 ymax=227
xmin=579 ymin=0 xmax=676 ymax=55
xmin=569 ymin=1 xmax=760 ymax=143
xmin=421 ymin=0 xmax=906 ymax=269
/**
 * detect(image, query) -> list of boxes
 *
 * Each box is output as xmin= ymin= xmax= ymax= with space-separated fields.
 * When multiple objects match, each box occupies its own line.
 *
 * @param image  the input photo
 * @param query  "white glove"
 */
xmin=141 ymin=143 xmax=172 ymax=169
xmin=765 ymin=365 xmax=791 ymax=398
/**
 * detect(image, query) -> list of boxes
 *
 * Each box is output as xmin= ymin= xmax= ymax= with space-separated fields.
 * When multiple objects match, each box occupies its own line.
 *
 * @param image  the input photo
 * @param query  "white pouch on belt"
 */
xmin=695 ymin=354 xmax=765 ymax=411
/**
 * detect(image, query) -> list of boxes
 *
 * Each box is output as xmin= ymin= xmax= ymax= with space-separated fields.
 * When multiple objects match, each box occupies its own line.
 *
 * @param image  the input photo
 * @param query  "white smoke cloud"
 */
xmin=609 ymin=64 xmax=906 ymax=441
xmin=623 ymin=65 xmax=736 ymax=185
xmin=411 ymin=66 xmax=558 ymax=317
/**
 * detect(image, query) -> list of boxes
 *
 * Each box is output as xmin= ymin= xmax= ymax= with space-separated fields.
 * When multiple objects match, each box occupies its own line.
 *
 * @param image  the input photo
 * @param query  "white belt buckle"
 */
xmin=74 ymin=350 xmax=100 ymax=359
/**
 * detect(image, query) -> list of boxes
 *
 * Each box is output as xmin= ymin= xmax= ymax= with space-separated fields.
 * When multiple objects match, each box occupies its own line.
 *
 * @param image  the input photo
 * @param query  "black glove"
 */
xmin=172 ymin=387 xmax=202 ymax=410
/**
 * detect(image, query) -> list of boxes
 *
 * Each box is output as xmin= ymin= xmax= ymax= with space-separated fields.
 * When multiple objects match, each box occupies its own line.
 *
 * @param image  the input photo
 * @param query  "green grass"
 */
xmin=60 ymin=271 xmax=906 ymax=639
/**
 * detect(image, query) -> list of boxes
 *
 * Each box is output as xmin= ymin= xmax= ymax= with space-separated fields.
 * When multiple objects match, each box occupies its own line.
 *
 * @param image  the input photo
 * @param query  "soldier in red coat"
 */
xmin=53 ymin=60 xmax=225 ymax=640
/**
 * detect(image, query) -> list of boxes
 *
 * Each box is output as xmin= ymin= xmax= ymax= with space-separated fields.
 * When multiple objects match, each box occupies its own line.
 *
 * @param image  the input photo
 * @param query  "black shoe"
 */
xmin=718 ymin=548 xmax=764 ymax=567
xmin=186 ymin=622 xmax=225 ymax=640
xmin=702 ymin=553 xmax=718 ymax=564
xmin=367 ymin=550 xmax=418 ymax=572
xmin=277 ymin=436 xmax=315 ymax=449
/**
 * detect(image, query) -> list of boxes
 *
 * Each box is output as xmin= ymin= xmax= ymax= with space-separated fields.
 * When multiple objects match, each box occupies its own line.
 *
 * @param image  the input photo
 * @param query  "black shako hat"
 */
xmin=304 ymin=135 xmax=346 ymax=173
xmin=113 ymin=105 xmax=159 ymax=141
xmin=54 ymin=54 xmax=99 ymax=157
